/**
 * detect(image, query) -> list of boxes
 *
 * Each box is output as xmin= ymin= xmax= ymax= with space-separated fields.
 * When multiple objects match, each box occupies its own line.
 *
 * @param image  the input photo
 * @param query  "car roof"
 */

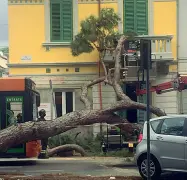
xmin=149 ymin=114 xmax=187 ymax=122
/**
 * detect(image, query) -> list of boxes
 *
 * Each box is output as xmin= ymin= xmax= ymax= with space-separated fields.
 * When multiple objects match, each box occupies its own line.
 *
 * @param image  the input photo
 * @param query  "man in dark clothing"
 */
xmin=17 ymin=113 xmax=22 ymax=123
xmin=38 ymin=109 xmax=49 ymax=159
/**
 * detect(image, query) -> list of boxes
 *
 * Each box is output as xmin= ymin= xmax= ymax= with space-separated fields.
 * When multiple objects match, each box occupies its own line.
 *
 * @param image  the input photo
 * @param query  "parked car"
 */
xmin=135 ymin=115 xmax=187 ymax=179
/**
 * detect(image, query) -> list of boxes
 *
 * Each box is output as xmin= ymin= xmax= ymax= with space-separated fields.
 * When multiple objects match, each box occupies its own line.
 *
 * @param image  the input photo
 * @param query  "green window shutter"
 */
xmin=50 ymin=0 xmax=73 ymax=42
xmin=124 ymin=0 xmax=135 ymax=33
xmin=61 ymin=0 xmax=73 ymax=41
xmin=50 ymin=1 xmax=61 ymax=41
xmin=136 ymin=0 xmax=148 ymax=35
xmin=124 ymin=0 xmax=148 ymax=35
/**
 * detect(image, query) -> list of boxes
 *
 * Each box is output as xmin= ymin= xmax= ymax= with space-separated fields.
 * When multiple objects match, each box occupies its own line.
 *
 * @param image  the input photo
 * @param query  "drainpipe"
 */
xmin=98 ymin=0 xmax=102 ymax=110
xmin=98 ymin=0 xmax=103 ymax=135
xmin=98 ymin=0 xmax=101 ymax=14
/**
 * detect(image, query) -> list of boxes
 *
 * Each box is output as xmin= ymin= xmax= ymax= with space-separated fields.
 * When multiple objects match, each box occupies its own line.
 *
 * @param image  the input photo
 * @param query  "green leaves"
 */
xmin=71 ymin=33 xmax=94 ymax=56
xmin=71 ymin=8 xmax=121 ymax=56
xmin=98 ymin=8 xmax=120 ymax=32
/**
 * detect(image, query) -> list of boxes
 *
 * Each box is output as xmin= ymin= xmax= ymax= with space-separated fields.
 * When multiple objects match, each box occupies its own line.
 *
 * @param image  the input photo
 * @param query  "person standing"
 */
xmin=38 ymin=109 xmax=49 ymax=159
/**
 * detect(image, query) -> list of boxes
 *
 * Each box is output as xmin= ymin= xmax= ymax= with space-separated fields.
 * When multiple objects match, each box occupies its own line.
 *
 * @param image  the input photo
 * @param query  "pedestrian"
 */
xmin=16 ymin=113 xmax=22 ymax=123
xmin=101 ymin=140 xmax=107 ymax=156
xmin=38 ymin=109 xmax=49 ymax=159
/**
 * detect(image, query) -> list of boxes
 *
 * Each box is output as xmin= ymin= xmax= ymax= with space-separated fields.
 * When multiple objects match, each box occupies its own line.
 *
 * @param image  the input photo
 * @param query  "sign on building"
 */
xmin=21 ymin=55 xmax=32 ymax=61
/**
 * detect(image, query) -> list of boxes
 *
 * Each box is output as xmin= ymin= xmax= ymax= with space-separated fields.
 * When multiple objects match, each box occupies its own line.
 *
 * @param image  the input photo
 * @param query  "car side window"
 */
xmin=150 ymin=120 xmax=162 ymax=133
xmin=160 ymin=117 xmax=185 ymax=136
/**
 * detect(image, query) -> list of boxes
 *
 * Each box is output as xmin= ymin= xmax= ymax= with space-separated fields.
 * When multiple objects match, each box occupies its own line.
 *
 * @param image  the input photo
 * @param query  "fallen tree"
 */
xmin=0 ymin=9 xmax=166 ymax=152
xmin=0 ymin=37 xmax=165 ymax=152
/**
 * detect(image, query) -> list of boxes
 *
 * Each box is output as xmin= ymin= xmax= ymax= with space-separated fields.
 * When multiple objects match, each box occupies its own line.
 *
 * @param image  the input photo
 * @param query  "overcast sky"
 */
xmin=0 ymin=0 xmax=8 ymax=47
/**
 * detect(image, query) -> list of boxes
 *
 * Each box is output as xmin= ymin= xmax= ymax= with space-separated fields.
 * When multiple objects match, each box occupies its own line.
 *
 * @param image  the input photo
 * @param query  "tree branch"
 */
xmin=99 ymin=50 xmax=108 ymax=81
xmin=80 ymin=77 xmax=106 ymax=110
xmin=48 ymin=144 xmax=86 ymax=157
xmin=104 ymin=100 xmax=166 ymax=117
xmin=112 ymin=36 xmax=131 ymax=102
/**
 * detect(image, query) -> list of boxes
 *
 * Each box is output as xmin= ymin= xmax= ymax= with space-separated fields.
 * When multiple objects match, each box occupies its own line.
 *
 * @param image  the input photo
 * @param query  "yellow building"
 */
xmin=8 ymin=0 xmax=176 ymax=128
xmin=150 ymin=0 xmax=186 ymax=116
xmin=8 ymin=0 xmax=117 ymax=122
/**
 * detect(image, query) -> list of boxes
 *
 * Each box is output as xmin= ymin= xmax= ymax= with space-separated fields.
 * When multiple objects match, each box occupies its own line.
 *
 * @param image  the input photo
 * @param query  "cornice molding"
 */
xmin=9 ymin=0 xmax=117 ymax=5
xmin=7 ymin=62 xmax=98 ymax=68
xmin=8 ymin=0 xmax=44 ymax=5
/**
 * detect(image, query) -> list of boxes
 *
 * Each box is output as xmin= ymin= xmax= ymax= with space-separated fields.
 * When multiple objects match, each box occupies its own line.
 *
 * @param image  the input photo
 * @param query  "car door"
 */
xmin=152 ymin=117 xmax=185 ymax=170
xmin=182 ymin=118 xmax=187 ymax=169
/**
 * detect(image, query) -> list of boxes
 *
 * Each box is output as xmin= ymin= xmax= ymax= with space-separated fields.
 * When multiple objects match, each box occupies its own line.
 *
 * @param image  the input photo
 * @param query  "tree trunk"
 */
xmin=0 ymin=111 xmax=125 ymax=151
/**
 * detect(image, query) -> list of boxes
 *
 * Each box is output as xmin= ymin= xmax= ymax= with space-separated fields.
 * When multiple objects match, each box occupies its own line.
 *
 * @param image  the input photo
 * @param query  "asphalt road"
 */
xmin=0 ymin=158 xmax=186 ymax=179
xmin=0 ymin=158 xmax=139 ymax=177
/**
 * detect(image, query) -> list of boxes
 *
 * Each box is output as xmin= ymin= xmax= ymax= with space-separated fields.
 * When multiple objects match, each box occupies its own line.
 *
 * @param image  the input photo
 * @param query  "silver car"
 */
xmin=135 ymin=115 xmax=187 ymax=179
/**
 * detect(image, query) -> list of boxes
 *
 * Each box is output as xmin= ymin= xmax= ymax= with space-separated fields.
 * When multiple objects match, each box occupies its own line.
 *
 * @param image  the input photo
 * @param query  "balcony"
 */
xmin=104 ymin=35 xmax=174 ymax=80
xmin=104 ymin=35 xmax=174 ymax=62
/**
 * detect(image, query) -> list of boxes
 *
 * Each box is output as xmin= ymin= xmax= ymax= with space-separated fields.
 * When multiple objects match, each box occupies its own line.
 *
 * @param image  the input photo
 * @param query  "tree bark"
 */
xmin=48 ymin=144 xmax=86 ymax=157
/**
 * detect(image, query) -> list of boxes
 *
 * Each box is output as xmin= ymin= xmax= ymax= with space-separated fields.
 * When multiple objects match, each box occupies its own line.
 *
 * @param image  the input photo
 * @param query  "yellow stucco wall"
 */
xmin=8 ymin=2 xmax=118 ymax=75
xmin=153 ymin=1 xmax=177 ymax=71
xmin=8 ymin=4 xmax=97 ymax=65
xmin=78 ymin=3 xmax=118 ymax=26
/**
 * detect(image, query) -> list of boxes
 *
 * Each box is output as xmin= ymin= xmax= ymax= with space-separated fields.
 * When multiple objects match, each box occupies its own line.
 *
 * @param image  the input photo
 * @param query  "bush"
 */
xmin=48 ymin=133 xmax=103 ymax=155
xmin=48 ymin=134 xmax=75 ymax=148
xmin=48 ymin=133 xmax=134 ymax=157
xmin=101 ymin=149 xmax=134 ymax=157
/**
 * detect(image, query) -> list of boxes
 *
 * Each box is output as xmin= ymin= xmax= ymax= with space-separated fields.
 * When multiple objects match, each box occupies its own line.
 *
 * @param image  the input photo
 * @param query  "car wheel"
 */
xmin=138 ymin=155 xmax=161 ymax=180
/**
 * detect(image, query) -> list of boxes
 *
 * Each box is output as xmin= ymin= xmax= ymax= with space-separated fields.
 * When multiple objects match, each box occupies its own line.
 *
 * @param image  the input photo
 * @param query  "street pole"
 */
xmin=146 ymin=48 xmax=151 ymax=180
xmin=140 ymin=39 xmax=151 ymax=180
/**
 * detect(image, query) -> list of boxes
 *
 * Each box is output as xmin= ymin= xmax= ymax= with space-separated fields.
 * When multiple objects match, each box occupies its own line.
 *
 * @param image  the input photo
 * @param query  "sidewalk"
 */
xmin=50 ymin=156 xmax=136 ymax=166
xmin=0 ymin=156 xmax=136 ymax=166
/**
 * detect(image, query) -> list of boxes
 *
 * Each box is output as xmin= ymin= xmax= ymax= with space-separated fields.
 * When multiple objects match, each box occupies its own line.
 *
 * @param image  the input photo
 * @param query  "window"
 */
xmin=151 ymin=120 xmax=162 ymax=133
xmin=124 ymin=0 xmax=148 ymax=35
xmin=55 ymin=92 xmax=62 ymax=117
xmin=55 ymin=91 xmax=74 ymax=117
xmin=46 ymin=68 xmax=51 ymax=73
xmin=50 ymin=0 xmax=73 ymax=42
xmin=6 ymin=96 xmax=23 ymax=126
xmin=75 ymin=67 xmax=80 ymax=72
xmin=66 ymin=92 xmax=73 ymax=113
xmin=160 ymin=118 xmax=185 ymax=136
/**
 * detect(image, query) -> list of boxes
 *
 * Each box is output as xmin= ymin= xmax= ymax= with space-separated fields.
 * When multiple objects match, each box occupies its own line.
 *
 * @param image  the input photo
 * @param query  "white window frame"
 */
xmin=44 ymin=0 xmax=78 ymax=43
xmin=62 ymin=91 xmax=75 ymax=115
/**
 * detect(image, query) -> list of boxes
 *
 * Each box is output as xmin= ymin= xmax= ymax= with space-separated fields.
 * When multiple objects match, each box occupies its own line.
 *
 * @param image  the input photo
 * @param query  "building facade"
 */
xmin=150 ymin=0 xmax=187 ymax=116
xmin=7 ymin=0 xmax=177 ymax=131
